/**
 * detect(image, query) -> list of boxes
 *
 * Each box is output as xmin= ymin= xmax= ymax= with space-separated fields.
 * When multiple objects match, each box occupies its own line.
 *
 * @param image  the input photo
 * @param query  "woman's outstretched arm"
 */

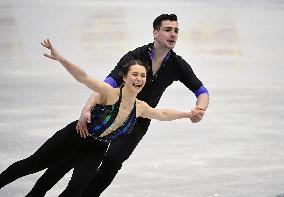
xmin=138 ymin=100 xmax=194 ymax=121
xmin=41 ymin=39 xmax=113 ymax=96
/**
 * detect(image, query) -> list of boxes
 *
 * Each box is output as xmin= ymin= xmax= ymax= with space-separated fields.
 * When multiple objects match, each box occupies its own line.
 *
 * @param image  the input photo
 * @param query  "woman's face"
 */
xmin=123 ymin=64 xmax=147 ymax=93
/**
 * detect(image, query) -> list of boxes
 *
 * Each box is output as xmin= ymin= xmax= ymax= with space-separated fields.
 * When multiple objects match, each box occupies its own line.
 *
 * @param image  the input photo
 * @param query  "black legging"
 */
xmin=25 ymin=118 xmax=151 ymax=197
xmin=0 ymin=120 xmax=109 ymax=197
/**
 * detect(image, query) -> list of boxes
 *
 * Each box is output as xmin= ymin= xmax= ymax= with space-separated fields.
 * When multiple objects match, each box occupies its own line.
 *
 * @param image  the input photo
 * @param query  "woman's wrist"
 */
xmin=57 ymin=55 xmax=65 ymax=63
xmin=186 ymin=112 xmax=192 ymax=119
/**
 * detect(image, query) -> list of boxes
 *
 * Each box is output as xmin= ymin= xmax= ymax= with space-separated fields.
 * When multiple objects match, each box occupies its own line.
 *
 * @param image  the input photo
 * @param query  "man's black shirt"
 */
xmin=106 ymin=43 xmax=203 ymax=108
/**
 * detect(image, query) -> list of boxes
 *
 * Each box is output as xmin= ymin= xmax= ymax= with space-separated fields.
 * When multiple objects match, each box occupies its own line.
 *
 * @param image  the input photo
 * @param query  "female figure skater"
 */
xmin=0 ymin=39 xmax=192 ymax=197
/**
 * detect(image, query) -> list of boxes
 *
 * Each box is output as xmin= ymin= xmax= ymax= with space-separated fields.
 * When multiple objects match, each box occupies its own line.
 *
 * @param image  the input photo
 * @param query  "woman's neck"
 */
xmin=121 ymin=86 xmax=137 ymax=107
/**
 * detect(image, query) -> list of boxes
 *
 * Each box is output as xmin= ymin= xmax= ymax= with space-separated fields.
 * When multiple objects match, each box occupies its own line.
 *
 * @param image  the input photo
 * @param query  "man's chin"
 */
xmin=167 ymin=42 xmax=176 ymax=49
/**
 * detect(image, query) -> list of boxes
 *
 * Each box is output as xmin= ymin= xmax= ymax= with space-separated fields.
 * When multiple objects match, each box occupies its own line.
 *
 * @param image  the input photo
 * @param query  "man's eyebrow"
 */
xmin=162 ymin=27 xmax=179 ymax=31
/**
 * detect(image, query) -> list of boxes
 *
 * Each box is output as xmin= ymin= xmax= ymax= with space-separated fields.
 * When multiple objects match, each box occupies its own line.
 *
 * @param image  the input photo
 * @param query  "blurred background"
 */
xmin=0 ymin=0 xmax=284 ymax=196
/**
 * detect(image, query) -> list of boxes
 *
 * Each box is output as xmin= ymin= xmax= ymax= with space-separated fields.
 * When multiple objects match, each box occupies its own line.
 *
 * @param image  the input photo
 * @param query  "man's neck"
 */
xmin=151 ymin=42 xmax=171 ymax=75
xmin=153 ymin=41 xmax=170 ymax=60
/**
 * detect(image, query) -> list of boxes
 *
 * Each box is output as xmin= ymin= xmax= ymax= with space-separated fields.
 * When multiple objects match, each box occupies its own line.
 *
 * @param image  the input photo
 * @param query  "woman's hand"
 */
xmin=189 ymin=106 xmax=205 ymax=123
xmin=41 ymin=39 xmax=62 ymax=61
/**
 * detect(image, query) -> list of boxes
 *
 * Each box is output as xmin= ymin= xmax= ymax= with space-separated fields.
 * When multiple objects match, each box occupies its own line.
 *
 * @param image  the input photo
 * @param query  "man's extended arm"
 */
xmin=175 ymin=57 xmax=209 ymax=123
xmin=196 ymin=92 xmax=209 ymax=111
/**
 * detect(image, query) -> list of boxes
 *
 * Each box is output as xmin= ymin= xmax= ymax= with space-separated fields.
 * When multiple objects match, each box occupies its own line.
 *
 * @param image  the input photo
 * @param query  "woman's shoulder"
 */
xmin=136 ymin=99 xmax=148 ymax=106
xmin=105 ymin=87 xmax=120 ymax=105
xmin=136 ymin=99 xmax=151 ymax=114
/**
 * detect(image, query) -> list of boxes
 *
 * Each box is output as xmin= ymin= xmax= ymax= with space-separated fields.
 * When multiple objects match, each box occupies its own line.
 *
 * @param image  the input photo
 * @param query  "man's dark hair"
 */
xmin=153 ymin=14 xmax=178 ymax=30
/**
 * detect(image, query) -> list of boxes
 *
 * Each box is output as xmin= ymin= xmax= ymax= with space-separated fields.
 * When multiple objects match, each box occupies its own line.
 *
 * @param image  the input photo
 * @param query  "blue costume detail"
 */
xmin=194 ymin=85 xmax=208 ymax=97
xmin=104 ymin=77 xmax=118 ymax=88
xmin=88 ymin=86 xmax=136 ymax=143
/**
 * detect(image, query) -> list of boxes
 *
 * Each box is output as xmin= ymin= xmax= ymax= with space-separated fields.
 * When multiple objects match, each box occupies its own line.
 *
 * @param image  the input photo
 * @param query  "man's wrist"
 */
xmin=195 ymin=105 xmax=206 ymax=111
xmin=82 ymin=107 xmax=92 ymax=113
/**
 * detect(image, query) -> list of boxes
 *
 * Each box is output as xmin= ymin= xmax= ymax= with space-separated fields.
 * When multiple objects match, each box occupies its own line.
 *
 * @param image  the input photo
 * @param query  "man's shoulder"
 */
xmin=127 ymin=43 xmax=152 ymax=59
xmin=132 ymin=43 xmax=151 ymax=53
xmin=169 ymin=51 xmax=189 ymax=65
xmin=169 ymin=50 xmax=184 ymax=59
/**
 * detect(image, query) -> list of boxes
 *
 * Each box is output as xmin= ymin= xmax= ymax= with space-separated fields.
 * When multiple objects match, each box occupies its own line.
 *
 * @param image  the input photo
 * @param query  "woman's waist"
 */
xmin=87 ymin=120 xmax=134 ymax=142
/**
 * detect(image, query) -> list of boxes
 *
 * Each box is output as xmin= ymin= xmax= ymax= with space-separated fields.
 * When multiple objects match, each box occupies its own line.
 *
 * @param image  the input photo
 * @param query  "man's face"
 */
xmin=153 ymin=20 xmax=179 ymax=49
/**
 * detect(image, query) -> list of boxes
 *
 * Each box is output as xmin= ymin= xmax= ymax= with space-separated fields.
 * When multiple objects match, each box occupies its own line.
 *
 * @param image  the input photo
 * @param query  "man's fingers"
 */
xmin=190 ymin=113 xmax=201 ymax=123
xmin=87 ymin=116 xmax=91 ymax=123
xmin=76 ymin=122 xmax=80 ymax=134
xmin=80 ymin=131 xmax=84 ymax=138
xmin=190 ymin=118 xmax=198 ymax=123
xmin=194 ymin=106 xmax=205 ymax=112
xmin=196 ymin=114 xmax=203 ymax=121
xmin=197 ymin=110 xmax=205 ymax=116
xmin=194 ymin=112 xmax=203 ymax=120
xmin=79 ymin=129 xmax=84 ymax=138
xmin=76 ymin=120 xmax=83 ymax=135
xmin=82 ymin=124 xmax=88 ymax=135
xmin=77 ymin=121 xmax=88 ymax=138
xmin=79 ymin=124 xmax=85 ymax=138
xmin=80 ymin=130 xmax=87 ymax=138
xmin=76 ymin=111 xmax=91 ymax=138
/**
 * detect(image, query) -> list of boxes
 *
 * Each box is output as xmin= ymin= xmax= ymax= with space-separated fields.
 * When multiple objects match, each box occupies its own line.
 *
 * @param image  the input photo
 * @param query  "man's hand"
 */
xmin=76 ymin=110 xmax=91 ymax=138
xmin=189 ymin=106 xmax=205 ymax=123
xmin=76 ymin=93 xmax=100 ymax=138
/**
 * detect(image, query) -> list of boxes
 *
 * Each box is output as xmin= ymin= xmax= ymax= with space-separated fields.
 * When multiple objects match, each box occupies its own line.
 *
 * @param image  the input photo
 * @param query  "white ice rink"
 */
xmin=0 ymin=0 xmax=284 ymax=196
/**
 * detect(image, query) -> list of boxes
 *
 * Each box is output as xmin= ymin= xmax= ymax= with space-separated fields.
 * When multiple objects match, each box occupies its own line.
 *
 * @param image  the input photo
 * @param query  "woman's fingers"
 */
xmin=46 ymin=39 xmax=53 ymax=48
xmin=41 ymin=39 xmax=57 ymax=59
xmin=41 ymin=39 xmax=52 ymax=48
xmin=43 ymin=53 xmax=52 ymax=58
xmin=43 ymin=53 xmax=56 ymax=60
xmin=44 ymin=39 xmax=49 ymax=46
xmin=41 ymin=41 xmax=50 ymax=49
xmin=41 ymin=42 xmax=47 ymax=48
